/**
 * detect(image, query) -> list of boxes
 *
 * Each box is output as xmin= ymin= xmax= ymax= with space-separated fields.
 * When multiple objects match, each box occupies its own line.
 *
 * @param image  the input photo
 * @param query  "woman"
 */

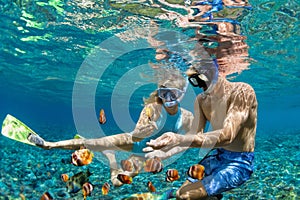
xmin=25 ymin=70 xmax=194 ymax=186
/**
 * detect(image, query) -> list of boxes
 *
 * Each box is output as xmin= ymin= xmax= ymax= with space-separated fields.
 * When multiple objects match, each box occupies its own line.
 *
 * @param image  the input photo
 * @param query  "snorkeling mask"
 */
xmin=188 ymin=74 xmax=208 ymax=89
xmin=188 ymin=59 xmax=219 ymax=95
xmin=157 ymin=87 xmax=185 ymax=107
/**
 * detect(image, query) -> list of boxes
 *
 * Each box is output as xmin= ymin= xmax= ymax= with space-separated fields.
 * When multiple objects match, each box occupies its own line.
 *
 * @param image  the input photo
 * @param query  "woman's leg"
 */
xmin=28 ymin=133 xmax=134 ymax=151
xmin=103 ymin=150 xmax=124 ymax=187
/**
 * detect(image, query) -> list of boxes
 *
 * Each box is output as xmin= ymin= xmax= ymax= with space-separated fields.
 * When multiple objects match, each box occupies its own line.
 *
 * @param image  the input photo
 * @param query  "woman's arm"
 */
xmin=85 ymin=104 xmax=159 ymax=151
xmin=131 ymin=104 xmax=159 ymax=142
xmin=40 ymin=104 xmax=158 ymax=151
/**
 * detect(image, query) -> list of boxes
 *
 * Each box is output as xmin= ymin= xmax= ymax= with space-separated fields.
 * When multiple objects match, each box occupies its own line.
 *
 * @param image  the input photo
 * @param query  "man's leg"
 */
xmin=177 ymin=165 xmax=251 ymax=199
xmin=176 ymin=180 xmax=208 ymax=200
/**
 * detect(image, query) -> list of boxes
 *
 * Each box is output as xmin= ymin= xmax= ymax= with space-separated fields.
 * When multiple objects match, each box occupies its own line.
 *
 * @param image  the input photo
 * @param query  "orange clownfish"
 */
xmin=166 ymin=169 xmax=180 ymax=182
xmin=144 ymin=157 xmax=163 ymax=174
xmin=40 ymin=192 xmax=53 ymax=200
xmin=117 ymin=174 xmax=133 ymax=184
xmin=102 ymin=182 xmax=110 ymax=195
xmin=71 ymin=148 xmax=94 ymax=166
xmin=147 ymin=181 xmax=156 ymax=192
xmin=187 ymin=164 xmax=205 ymax=180
xmin=99 ymin=109 xmax=106 ymax=124
xmin=82 ymin=182 xmax=94 ymax=200
xmin=61 ymin=174 xmax=69 ymax=182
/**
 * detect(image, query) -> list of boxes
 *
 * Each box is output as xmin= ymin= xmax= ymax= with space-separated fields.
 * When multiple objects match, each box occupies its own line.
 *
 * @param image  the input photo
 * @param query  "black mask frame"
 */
xmin=188 ymin=74 xmax=207 ymax=89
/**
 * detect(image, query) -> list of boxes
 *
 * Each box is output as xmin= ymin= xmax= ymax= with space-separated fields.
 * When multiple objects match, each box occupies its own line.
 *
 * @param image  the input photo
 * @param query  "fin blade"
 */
xmin=1 ymin=114 xmax=39 ymax=146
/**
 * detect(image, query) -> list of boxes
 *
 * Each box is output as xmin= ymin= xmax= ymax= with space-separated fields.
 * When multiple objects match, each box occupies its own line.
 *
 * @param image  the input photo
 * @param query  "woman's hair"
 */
xmin=143 ymin=90 xmax=162 ymax=105
xmin=143 ymin=68 xmax=187 ymax=105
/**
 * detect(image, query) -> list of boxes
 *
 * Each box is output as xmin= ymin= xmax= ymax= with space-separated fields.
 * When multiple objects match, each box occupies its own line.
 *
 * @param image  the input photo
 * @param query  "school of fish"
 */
xmin=37 ymin=108 xmax=206 ymax=199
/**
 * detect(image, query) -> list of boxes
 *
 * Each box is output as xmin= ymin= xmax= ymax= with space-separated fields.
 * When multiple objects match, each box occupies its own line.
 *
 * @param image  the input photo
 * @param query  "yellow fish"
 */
xmin=145 ymin=107 xmax=153 ymax=121
xmin=71 ymin=148 xmax=94 ymax=166
xmin=144 ymin=157 xmax=163 ymax=174
xmin=99 ymin=109 xmax=106 ymax=124
xmin=117 ymin=174 xmax=133 ymax=184
xmin=187 ymin=164 xmax=205 ymax=180
xmin=40 ymin=192 xmax=53 ymax=200
xmin=66 ymin=169 xmax=92 ymax=193
xmin=147 ymin=181 xmax=156 ymax=192
xmin=82 ymin=182 xmax=94 ymax=200
xmin=61 ymin=174 xmax=69 ymax=182
xmin=102 ymin=182 xmax=110 ymax=195
xmin=166 ymin=169 xmax=180 ymax=182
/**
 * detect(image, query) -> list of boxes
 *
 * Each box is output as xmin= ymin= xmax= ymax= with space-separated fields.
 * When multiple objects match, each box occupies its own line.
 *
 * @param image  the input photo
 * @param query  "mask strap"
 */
xmin=176 ymin=78 xmax=188 ymax=102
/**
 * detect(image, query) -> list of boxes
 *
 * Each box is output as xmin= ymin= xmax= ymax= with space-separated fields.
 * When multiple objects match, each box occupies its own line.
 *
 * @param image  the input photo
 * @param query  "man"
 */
xmin=145 ymin=61 xmax=257 ymax=199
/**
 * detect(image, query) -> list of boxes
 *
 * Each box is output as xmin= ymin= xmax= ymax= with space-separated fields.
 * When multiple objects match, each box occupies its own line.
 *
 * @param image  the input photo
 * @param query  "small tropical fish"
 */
xmin=145 ymin=107 xmax=153 ymax=121
xmin=99 ymin=109 xmax=106 ymax=124
xmin=61 ymin=174 xmax=69 ymax=182
xmin=82 ymin=182 xmax=94 ymax=200
xmin=166 ymin=169 xmax=180 ymax=182
xmin=121 ymin=159 xmax=134 ymax=172
xmin=187 ymin=164 xmax=205 ymax=180
xmin=117 ymin=174 xmax=133 ymax=184
xmin=102 ymin=182 xmax=110 ymax=195
xmin=40 ymin=192 xmax=53 ymax=200
xmin=66 ymin=169 xmax=92 ymax=193
xmin=144 ymin=157 xmax=163 ymax=174
xmin=71 ymin=148 xmax=94 ymax=166
xmin=147 ymin=181 xmax=156 ymax=192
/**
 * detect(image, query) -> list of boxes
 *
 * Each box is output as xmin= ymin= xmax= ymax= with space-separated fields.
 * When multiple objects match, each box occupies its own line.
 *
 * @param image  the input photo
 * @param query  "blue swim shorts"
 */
xmin=187 ymin=148 xmax=254 ymax=196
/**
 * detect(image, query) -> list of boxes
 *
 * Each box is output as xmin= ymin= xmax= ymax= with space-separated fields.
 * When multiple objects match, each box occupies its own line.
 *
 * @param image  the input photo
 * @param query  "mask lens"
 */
xmin=188 ymin=77 xmax=199 ymax=86
xmin=157 ymin=88 xmax=183 ymax=101
xmin=188 ymin=74 xmax=207 ymax=88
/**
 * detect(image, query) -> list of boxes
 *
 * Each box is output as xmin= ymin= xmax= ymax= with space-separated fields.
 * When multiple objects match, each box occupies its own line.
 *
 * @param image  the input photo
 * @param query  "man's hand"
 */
xmin=146 ymin=132 xmax=195 ymax=150
xmin=146 ymin=132 xmax=181 ymax=149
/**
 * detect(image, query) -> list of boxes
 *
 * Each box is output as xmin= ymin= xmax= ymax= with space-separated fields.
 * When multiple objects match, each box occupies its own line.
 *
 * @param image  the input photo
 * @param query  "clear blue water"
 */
xmin=0 ymin=0 xmax=300 ymax=199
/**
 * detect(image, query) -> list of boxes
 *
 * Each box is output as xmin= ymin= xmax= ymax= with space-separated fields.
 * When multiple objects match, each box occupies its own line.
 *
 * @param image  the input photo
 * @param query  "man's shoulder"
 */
xmin=233 ymin=81 xmax=255 ymax=93
xmin=231 ymin=81 xmax=257 ymax=102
